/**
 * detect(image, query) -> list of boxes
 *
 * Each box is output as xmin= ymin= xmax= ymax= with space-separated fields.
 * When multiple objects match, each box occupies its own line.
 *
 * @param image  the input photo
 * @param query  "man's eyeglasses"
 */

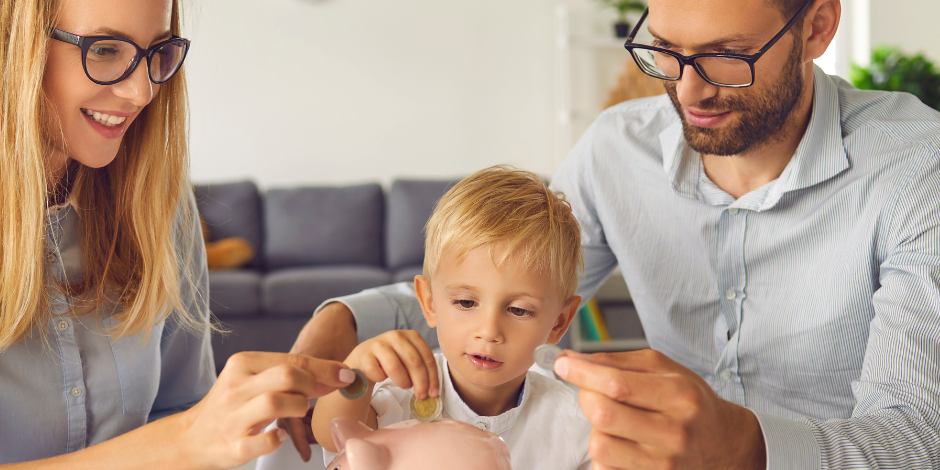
xmin=623 ymin=0 xmax=813 ymax=88
xmin=50 ymin=28 xmax=191 ymax=86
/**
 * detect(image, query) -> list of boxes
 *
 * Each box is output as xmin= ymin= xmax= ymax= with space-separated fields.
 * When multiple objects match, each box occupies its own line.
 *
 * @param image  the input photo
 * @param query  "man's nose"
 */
xmin=675 ymin=64 xmax=719 ymax=107
xmin=473 ymin=308 xmax=504 ymax=343
xmin=110 ymin=60 xmax=157 ymax=108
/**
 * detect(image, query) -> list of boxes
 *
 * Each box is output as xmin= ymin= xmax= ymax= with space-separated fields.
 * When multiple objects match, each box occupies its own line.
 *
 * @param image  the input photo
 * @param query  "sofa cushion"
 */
xmin=264 ymin=184 xmax=384 ymax=270
xmin=194 ymin=181 xmax=264 ymax=269
xmin=385 ymin=179 xmax=457 ymax=269
xmin=262 ymin=266 xmax=391 ymax=316
xmin=392 ymin=265 xmax=423 ymax=284
xmin=207 ymin=270 xmax=262 ymax=317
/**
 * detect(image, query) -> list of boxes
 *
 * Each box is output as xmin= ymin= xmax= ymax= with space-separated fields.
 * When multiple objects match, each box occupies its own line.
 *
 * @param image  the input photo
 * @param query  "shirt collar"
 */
xmin=661 ymin=64 xmax=850 ymax=210
xmin=440 ymin=355 xmax=531 ymax=436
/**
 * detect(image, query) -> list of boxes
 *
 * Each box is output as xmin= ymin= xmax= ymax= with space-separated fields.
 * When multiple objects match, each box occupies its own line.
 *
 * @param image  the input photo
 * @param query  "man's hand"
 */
xmin=276 ymin=302 xmax=359 ymax=462
xmin=554 ymin=349 xmax=766 ymax=470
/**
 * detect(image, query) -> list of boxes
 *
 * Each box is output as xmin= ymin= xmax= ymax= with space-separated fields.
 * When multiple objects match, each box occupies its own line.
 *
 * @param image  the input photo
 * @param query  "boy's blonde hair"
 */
xmin=423 ymin=165 xmax=583 ymax=300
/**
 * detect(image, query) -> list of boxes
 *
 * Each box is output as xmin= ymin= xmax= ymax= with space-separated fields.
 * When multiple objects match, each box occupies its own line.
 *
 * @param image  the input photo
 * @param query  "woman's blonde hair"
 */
xmin=423 ymin=165 xmax=583 ymax=301
xmin=0 ymin=0 xmax=204 ymax=350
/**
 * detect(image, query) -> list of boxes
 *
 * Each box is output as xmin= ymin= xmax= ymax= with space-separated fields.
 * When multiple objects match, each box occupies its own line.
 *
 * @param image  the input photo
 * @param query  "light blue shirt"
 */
xmin=0 ymin=193 xmax=216 ymax=464
xmin=326 ymin=66 xmax=940 ymax=468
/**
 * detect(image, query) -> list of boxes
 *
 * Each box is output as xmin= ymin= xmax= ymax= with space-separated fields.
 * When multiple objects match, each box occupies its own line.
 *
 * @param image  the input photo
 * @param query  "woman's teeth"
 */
xmin=83 ymin=109 xmax=126 ymax=127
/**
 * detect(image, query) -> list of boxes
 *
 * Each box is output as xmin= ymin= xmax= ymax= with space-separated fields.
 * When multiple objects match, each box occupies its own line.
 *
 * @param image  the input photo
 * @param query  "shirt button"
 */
xmin=720 ymin=370 xmax=733 ymax=381
xmin=70 ymin=387 xmax=83 ymax=398
xmin=473 ymin=422 xmax=487 ymax=431
xmin=45 ymin=252 xmax=56 ymax=263
xmin=725 ymin=288 xmax=736 ymax=300
xmin=57 ymin=320 xmax=69 ymax=331
xmin=727 ymin=208 xmax=739 ymax=215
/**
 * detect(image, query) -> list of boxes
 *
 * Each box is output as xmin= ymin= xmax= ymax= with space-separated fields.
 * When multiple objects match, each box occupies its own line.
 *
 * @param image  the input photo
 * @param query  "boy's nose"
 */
xmin=473 ymin=309 xmax=504 ymax=343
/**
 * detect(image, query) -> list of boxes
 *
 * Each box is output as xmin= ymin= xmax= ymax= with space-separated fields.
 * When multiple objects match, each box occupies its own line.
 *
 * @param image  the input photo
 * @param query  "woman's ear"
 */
xmin=547 ymin=295 xmax=582 ymax=344
xmin=415 ymin=275 xmax=437 ymax=328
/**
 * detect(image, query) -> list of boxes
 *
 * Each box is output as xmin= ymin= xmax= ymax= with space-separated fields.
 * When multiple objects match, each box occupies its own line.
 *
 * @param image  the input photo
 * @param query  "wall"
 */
xmin=869 ymin=0 xmax=940 ymax=63
xmin=185 ymin=0 xmax=557 ymax=187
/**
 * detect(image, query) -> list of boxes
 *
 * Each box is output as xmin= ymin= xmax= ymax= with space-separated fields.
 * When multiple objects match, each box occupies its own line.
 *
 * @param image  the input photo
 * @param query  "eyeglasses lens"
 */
xmin=632 ymin=49 xmax=753 ymax=86
xmin=150 ymin=41 xmax=187 ymax=83
xmin=85 ymin=39 xmax=138 ymax=83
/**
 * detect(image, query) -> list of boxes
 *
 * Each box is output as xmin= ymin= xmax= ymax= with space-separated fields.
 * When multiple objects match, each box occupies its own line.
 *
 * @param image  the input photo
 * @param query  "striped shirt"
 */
xmin=327 ymin=66 xmax=940 ymax=469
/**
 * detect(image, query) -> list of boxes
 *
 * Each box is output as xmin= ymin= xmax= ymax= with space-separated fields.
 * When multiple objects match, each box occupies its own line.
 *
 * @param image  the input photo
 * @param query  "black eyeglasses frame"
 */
xmin=622 ymin=0 xmax=814 ymax=88
xmin=49 ymin=28 xmax=191 ymax=86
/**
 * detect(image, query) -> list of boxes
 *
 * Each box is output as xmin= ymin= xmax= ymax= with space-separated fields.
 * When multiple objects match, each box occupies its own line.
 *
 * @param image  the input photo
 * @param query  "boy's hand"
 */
xmin=346 ymin=330 xmax=440 ymax=400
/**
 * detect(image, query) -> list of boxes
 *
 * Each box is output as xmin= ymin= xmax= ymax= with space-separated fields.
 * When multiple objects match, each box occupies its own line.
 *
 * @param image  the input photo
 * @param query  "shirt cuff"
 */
xmin=751 ymin=409 xmax=821 ymax=470
xmin=314 ymin=292 xmax=397 ymax=344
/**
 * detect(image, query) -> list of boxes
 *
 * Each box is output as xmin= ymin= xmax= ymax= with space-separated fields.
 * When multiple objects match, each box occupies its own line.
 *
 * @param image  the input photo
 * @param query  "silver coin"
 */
xmin=534 ymin=344 xmax=564 ymax=370
xmin=339 ymin=369 xmax=369 ymax=400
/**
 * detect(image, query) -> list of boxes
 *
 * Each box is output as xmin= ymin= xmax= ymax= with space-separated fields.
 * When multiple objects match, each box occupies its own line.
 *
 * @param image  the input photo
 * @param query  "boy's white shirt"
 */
xmin=322 ymin=353 xmax=592 ymax=470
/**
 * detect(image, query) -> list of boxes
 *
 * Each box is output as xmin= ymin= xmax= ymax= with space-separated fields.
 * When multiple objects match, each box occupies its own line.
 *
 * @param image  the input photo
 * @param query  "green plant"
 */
xmin=598 ymin=0 xmax=647 ymax=22
xmin=850 ymin=46 xmax=940 ymax=111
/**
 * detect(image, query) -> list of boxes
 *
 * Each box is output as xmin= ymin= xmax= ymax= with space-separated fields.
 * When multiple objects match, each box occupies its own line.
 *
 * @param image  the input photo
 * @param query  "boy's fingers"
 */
xmin=394 ymin=341 xmax=434 ymax=399
xmin=358 ymin=354 xmax=390 ymax=385
xmin=406 ymin=335 xmax=440 ymax=398
xmin=375 ymin=344 xmax=414 ymax=391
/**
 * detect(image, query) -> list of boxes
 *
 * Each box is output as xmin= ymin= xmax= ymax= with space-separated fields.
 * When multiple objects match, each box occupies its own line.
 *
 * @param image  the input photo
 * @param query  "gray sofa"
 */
xmin=194 ymin=179 xmax=456 ymax=372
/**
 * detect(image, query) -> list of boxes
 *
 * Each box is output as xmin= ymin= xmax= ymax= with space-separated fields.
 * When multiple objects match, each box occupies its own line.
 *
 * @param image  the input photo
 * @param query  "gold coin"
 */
xmin=410 ymin=395 xmax=442 ymax=422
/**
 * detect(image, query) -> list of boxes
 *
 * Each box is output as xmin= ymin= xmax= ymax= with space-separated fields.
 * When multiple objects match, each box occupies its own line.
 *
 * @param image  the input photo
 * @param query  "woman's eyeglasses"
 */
xmin=50 ymin=28 xmax=191 ymax=86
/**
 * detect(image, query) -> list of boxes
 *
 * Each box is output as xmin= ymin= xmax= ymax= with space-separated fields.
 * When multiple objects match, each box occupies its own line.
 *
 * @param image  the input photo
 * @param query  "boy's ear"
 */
xmin=547 ymin=295 xmax=582 ymax=344
xmin=415 ymin=275 xmax=437 ymax=328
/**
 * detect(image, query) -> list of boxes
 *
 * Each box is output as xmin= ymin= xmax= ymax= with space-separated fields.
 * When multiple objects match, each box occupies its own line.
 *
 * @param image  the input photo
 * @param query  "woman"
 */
xmin=0 ymin=0 xmax=353 ymax=467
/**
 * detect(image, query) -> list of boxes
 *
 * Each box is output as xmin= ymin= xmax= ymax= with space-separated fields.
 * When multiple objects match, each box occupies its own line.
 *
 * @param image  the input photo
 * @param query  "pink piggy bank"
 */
xmin=326 ymin=417 xmax=513 ymax=470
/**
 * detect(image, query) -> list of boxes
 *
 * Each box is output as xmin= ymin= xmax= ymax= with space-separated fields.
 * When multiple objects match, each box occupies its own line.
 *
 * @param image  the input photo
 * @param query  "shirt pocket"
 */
xmin=108 ymin=319 xmax=165 ymax=415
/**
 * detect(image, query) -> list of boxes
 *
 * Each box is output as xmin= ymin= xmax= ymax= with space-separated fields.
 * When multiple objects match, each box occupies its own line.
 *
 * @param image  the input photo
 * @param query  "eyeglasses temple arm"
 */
xmin=49 ymin=28 xmax=80 ymax=46
xmin=625 ymin=8 xmax=649 ymax=43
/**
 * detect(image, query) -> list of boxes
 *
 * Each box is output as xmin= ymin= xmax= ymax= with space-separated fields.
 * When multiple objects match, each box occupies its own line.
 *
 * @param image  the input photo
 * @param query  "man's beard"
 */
xmin=664 ymin=37 xmax=804 ymax=156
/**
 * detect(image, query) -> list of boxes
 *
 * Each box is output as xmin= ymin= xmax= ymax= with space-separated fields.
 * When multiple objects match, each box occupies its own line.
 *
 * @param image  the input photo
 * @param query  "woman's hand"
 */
xmin=347 ymin=330 xmax=440 ymax=400
xmin=178 ymin=351 xmax=356 ymax=470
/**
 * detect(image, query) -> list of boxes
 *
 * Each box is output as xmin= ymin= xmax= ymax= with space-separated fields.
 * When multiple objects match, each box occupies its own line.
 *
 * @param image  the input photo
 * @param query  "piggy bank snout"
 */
xmin=345 ymin=438 xmax=391 ymax=469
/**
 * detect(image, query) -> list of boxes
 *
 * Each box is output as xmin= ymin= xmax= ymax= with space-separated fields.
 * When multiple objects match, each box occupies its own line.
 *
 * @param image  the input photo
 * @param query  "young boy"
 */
xmin=312 ymin=165 xmax=591 ymax=470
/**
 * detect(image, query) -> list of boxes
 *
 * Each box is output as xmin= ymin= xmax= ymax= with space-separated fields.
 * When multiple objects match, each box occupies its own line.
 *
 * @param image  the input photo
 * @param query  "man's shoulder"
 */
xmin=835 ymin=77 xmax=940 ymax=153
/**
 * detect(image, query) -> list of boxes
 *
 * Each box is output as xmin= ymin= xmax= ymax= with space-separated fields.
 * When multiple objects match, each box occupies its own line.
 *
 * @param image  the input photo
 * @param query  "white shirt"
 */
xmin=324 ymin=354 xmax=591 ymax=470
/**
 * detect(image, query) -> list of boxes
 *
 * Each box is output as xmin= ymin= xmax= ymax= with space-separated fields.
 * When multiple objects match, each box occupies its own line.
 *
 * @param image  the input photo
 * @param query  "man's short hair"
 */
xmin=423 ymin=165 xmax=583 ymax=300
xmin=768 ymin=0 xmax=808 ymax=25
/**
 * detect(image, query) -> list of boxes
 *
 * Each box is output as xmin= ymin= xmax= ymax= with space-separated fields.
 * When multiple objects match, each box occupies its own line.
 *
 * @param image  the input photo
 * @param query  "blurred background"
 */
xmin=183 ymin=0 xmax=940 ymax=188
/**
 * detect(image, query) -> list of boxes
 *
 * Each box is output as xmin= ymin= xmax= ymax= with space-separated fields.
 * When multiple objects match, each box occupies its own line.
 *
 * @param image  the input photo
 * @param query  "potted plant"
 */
xmin=597 ymin=0 xmax=648 ymax=38
xmin=850 ymin=46 xmax=940 ymax=111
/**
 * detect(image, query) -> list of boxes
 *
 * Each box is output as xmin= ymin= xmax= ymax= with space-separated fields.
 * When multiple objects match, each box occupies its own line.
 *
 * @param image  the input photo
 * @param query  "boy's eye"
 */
xmin=508 ymin=306 xmax=533 ymax=317
xmin=453 ymin=299 xmax=477 ymax=309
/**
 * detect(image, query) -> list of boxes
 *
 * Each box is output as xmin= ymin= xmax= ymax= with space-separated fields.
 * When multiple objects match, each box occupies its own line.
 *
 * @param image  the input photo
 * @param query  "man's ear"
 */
xmin=547 ymin=295 xmax=582 ymax=344
xmin=802 ymin=0 xmax=841 ymax=62
xmin=415 ymin=275 xmax=437 ymax=328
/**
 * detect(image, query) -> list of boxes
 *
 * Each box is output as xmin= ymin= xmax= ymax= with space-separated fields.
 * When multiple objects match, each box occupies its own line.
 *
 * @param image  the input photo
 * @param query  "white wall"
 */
xmin=185 ymin=0 xmax=557 ymax=187
xmin=869 ymin=0 xmax=940 ymax=63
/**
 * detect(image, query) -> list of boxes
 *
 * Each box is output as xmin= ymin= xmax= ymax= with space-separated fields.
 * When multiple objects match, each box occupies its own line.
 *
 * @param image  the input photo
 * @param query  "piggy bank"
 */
xmin=326 ymin=417 xmax=513 ymax=470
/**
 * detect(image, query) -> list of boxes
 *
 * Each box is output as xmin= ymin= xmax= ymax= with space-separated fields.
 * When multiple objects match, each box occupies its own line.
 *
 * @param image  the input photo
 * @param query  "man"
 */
xmin=282 ymin=0 xmax=940 ymax=467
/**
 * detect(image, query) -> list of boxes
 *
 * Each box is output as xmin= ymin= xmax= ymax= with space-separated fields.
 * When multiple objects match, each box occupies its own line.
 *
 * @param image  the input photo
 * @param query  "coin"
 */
xmin=410 ymin=395 xmax=442 ymax=422
xmin=534 ymin=344 xmax=564 ymax=370
xmin=339 ymin=369 xmax=369 ymax=400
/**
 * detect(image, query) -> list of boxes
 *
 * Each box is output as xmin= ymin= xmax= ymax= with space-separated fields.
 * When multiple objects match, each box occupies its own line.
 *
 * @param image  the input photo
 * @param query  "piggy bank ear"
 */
xmin=346 ymin=438 xmax=391 ymax=469
xmin=330 ymin=417 xmax=374 ymax=452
